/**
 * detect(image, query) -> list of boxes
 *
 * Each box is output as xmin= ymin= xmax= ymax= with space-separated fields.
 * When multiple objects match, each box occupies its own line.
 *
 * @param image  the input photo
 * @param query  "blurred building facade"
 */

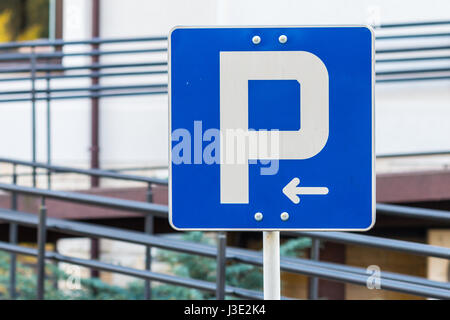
xmin=0 ymin=0 xmax=449 ymax=299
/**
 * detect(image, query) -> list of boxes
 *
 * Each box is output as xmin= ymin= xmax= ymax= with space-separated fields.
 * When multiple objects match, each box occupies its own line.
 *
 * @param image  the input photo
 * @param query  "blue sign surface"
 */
xmin=169 ymin=26 xmax=375 ymax=230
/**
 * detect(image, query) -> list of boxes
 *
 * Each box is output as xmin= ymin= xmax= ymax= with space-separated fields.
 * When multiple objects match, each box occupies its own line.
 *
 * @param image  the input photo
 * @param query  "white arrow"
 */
xmin=282 ymin=177 xmax=329 ymax=204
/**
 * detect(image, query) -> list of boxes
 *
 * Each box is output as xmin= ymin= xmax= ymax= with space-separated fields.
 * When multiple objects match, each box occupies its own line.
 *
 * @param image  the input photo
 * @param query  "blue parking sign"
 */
xmin=169 ymin=26 xmax=375 ymax=231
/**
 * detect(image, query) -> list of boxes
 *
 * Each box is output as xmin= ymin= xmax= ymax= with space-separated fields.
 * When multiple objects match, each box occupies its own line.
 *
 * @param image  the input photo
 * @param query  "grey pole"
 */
xmin=308 ymin=239 xmax=320 ymax=300
xmin=263 ymin=231 xmax=280 ymax=300
xmin=144 ymin=184 xmax=154 ymax=300
xmin=9 ymin=164 xmax=18 ymax=299
xmin=30 ymin=46 xmax=37 ymax=187
xmin=216 ymin=232 xmax=227 ymax=300
xmin=37 ymin=197 xmax=47 ymax=299
xmin=45 ymin=59 xmax=52 ymax=190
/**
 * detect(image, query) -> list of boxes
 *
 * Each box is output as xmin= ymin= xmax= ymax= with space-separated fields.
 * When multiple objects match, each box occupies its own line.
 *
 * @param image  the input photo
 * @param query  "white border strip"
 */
xmin=168 ymin=25 xmax=376 ymax=232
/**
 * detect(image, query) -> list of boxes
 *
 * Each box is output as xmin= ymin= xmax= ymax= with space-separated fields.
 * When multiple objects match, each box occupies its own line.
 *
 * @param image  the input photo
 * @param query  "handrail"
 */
xmin=0 ymin=158 xmax=168 ymax=185
xmin=291 ymin=231 xmax=450 ymax=259
xmin=0 ymin=61 xmax=168 ymax=74
xmin=376 ymin=20 xmax=450 ymax=28
xmin=0 ymin=183 xmax=168 ymax=216
xmin=0 ymin=48 xmax=167 ymax=61
xmin=0 ymin=36 xmax=167 ymax=50
xmin=0 ymin=84 xmax=168 ymax=96
xmin=377 ymin=150 xmax=450 ymax=158
xmin=377 ymin=203 xmax=450 ymax=223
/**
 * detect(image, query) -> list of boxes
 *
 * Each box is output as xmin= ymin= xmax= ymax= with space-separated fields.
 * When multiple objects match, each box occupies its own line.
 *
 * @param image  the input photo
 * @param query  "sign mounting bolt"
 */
xmin=254 ymin=212 xmax=263 ymax=221
xmin=280 ymin=212 xmax=289 ymax=221
xmin=278 ymin=35 xmax=287 ymax=44
xmin=252 ymin=35 xmax=261 ymax=44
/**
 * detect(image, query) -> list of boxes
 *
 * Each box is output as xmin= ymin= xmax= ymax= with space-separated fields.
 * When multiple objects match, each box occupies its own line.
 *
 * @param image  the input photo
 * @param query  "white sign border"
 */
xmin=168 ymin=25 xmax=376 ymax=232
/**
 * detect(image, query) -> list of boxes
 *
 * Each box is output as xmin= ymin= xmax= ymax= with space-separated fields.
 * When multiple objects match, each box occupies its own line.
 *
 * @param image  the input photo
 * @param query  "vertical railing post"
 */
xmin=37 ymin=197 xmax=47 ymax=300
xmin=144 ymin=183 xmax=154 ymax=300
xmin=31 ymin=45 xmax=37 ymax=187
xmin=308 ymin=238 xmax=320 ymax=300
xmin=9 ymin=164 xmax=18 ymax=299
xmin=45 ymin=58 xmax=52 ymax=190
xmin=90 ymin=0 xmax=101 ymax=188
xmin=216 ymin=232 xmax=227 ymax=300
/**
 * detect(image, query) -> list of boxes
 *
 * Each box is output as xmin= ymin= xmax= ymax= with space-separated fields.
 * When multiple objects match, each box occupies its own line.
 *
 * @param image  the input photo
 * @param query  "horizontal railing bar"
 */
xmin=0 ymin=208 xmax=215 ymax=257
xmin=106 ymin=165 xmax=168 ymax=172
xmin=0 ymin=158 xmax=167 ymax=185
xmin=0 ymin=183 xmax=168 ymax=216
xmin=0 ymin=166 xmax=167 ymax=179
xmin=0 ymin=69 xmax=167 ymax=82
xmin=377 ymin=67 xmax=450 ymax=76
xmin=376 ymin=45 xmax=450 ymax=53
xmin=0 ymin=61 xmax=167 ymax=74
xmin=1 ymin=207 xmax=448 ymax=292
xmin=0 ymin=48 xmax=167 ymax=61
xmin=0 ymin=84 xmax=168 ymax=96
xmin=0 ymin=36 xmax=168 ymax=50
xmin=377 ymin=150 xmax=450 ymax=158
xmin=0 ymin=171 xmax=48 ymax=178
xmin=289 ymin=231 xmax=450 ymax=259
xmin=0 ymin=90 xmax=168 ymax=103
xmin=0 ymin=70 xmax=168 ymax=82
xmin=376 ymin=32 xmax=450 ymax=40
xmin=377 ymin=203 xmax=450 ymax=223
xmin=376 ymin=56 xmax=450 ymax=63
xmin=376 ymin=20 xmax=450 ymax=28
xmin=376 ymin=75 xmax=450 ymax=83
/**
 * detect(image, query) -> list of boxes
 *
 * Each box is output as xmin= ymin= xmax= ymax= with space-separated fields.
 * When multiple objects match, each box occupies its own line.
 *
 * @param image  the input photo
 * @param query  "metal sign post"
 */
xmin=263 ymin=231 xmax=280 ymax=300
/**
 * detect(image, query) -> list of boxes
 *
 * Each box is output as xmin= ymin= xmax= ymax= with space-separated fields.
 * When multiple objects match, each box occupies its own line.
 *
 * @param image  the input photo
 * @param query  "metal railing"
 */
xmin=0 ymin=156 xmax=167 ymax=300
xmin=0 ymin=35 xmax=168 ymax=189
xmin=375 ymin=20 xmax=450 ymax=83
xmin=0 ymin=159 xmax=449 ymax=299
xmin=0 ymin=20 xmax=449 ymax=300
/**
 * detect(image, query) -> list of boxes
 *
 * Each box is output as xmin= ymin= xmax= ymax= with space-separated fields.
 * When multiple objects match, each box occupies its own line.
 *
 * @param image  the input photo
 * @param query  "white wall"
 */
xmin=1 ymin=0 xmax=449 ymax=170
xmin=215 ymin=0 xmax=450 ymax=25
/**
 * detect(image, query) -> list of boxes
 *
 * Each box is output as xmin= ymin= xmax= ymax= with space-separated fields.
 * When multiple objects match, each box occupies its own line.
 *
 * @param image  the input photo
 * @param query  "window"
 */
xmin=0 ymin=0 xmax=51 ymax=42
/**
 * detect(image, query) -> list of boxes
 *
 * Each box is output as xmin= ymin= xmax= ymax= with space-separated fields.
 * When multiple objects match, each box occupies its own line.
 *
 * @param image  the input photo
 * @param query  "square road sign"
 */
xmin=169 ymin=26 xmax=375 ymax=231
